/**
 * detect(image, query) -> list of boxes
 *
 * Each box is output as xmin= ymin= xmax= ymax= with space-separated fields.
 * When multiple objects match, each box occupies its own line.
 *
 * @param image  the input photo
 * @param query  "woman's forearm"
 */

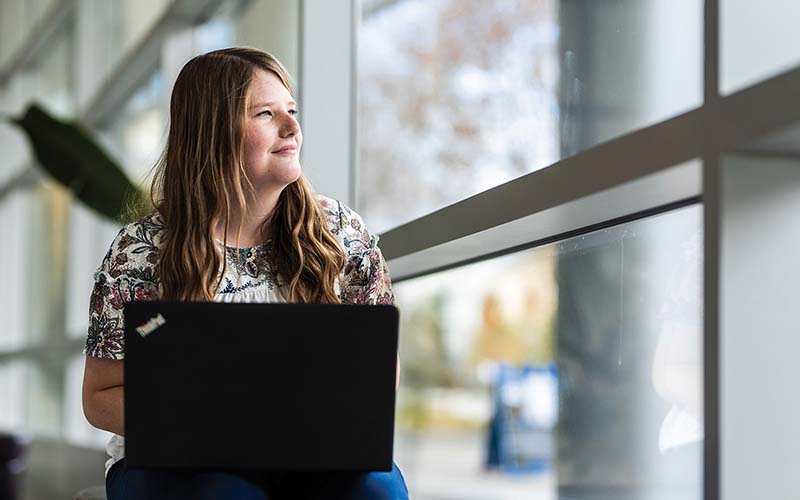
xmin=86 ymin=385 xmax=125 ymax=436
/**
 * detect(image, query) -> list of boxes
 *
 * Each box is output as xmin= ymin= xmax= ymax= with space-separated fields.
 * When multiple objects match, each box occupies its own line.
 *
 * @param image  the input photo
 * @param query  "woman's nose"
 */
xmin=280 ymin=115 xmax=300 ymax=137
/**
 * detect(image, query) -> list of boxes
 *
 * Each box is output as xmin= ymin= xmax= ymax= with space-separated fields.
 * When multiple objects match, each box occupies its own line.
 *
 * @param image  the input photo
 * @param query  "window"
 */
xmin=394 ymin=203 xmax=702 ymax=499
xmin=356 ymin=0 xmax=702 ymax=232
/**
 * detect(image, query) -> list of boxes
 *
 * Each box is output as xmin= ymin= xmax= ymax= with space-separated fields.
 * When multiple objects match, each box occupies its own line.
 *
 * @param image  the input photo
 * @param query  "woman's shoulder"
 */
xmin=98 ymin=212 xmax=164 ymax=284
xmin=316 ymin=194 xmax=377 ymax=260
xmin=317 ymin=194 xmax=371 ymax=240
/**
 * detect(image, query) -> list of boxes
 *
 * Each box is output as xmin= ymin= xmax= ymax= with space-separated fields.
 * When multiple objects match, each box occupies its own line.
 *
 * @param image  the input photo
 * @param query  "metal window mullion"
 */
xmin=702 ymin=154 xmax=721 ymax=500
xmin=298 ymin=0 xmax=356 ymax=206
xmin=705 ymin=0 xmax=720 ymax=105
xmin=350 ymin=0 xmax=360 ymax=211
xmin=703 ymin=0 xmax=720 ymax=498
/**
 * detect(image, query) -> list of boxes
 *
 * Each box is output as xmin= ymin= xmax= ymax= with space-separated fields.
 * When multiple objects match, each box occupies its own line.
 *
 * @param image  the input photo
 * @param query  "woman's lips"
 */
xmin=272 ymin=146 xmax=297 ymax=155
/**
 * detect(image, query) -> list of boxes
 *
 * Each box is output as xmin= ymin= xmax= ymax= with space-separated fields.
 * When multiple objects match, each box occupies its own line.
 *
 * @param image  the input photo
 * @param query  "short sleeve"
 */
xmin=84 ymin=218 xmax=162 ymax=360
xmin=331 ymin=200 xmax=395 ymax=306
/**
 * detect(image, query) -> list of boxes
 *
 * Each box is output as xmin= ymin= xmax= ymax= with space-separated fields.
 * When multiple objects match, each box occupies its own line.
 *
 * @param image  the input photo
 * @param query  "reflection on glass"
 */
xmin=555 ymin=207 xmax=702 ymax=500
xmin=721 ymin=0 xmax=800 ymax=94
xmin=393 ymin=204 xmax=702 ymax=500
xmin=357 ymin=0 xmax=702 ymax=233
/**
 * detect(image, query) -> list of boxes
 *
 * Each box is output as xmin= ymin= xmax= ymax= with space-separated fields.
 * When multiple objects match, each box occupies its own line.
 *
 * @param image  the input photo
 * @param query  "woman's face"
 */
xmin=242 ymin=69 xmax=302 ymax=191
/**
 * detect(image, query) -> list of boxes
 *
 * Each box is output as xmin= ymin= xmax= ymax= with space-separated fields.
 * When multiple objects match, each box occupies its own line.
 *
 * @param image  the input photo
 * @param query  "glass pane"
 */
xmin=0 ymin=0 xmax=22 ymax=66
xmin=22 ymin=0 xmax=57 ymax=29
xmin=11 ymin=24 xmax=75 ymax=347
xmin=233 ymin=0 xmax=299 ymax=76
xmin=26 ymin=182 xmax=70 ymax=346
xmin=14 ymin=19 xmax=75 ymax=116
xmin=107 ymin=71 xmax=167 ymax=185
xmin=109 ymin=0 xmax=171 ymax=63
xmin=65 ymin=203 xmax=121 ymax=340
xmin=25 ymin=360 xmax=64 ymax=438
xmin=0 ymin=0 xmax=57 ymax=66
xmin=0 ymin=360 xmax=63 ymax=438
xmin=0 ymin=190 xmax=28 ymax=352
xmin=357 ymin=0 xmax=702 ymax=232
xmin=0 ymin=361 xmax=26 ymax=432
xmin=180 ymin=0 xmax=299 ymax=76
xmin=721 ymin=0 xmax=800 ymax=94
xmin=393 ymin=204 xmax=703 ymax=500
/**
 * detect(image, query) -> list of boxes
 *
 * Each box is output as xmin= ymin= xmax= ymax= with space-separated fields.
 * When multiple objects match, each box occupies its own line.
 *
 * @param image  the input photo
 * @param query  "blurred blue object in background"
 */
xmin=486 ymin=363 xmax=558 ymax=475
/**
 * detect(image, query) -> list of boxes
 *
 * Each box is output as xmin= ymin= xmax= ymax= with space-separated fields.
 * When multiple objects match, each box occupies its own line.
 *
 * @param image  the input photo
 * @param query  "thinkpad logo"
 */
xmin=136 ymin=313 xmax=166 ymax=337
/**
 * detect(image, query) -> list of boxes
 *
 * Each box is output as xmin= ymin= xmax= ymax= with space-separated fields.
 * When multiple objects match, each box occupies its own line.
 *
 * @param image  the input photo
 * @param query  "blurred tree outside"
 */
xmin=358 ymin=0 xmax=558 ymax=232
xmin=395 ymin=248 xmax=558 ymax=431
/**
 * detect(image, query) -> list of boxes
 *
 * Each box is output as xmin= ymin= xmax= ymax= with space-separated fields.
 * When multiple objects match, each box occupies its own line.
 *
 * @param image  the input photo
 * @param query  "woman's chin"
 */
xmin=282 ymin=163 xmax=302 ymax=184
xmin=250 ymin=163 xmax=302 ymax=188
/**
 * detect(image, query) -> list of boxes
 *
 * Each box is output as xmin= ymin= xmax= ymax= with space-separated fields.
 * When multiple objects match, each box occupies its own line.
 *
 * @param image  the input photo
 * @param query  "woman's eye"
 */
xmin=289 ymin=109 xmax=298 ymax=116
xmin=257 ymin=110 xmax=273 ymax=118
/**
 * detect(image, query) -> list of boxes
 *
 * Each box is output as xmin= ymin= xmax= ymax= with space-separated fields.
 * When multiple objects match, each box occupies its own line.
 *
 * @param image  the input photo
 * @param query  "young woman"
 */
xmin=81 ymin=47 xmax=407 ymax=500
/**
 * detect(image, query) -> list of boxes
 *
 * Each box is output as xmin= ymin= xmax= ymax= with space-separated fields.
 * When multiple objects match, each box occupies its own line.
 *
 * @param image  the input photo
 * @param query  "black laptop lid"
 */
xmin=123 ymin=301 xmax=399 ymax=472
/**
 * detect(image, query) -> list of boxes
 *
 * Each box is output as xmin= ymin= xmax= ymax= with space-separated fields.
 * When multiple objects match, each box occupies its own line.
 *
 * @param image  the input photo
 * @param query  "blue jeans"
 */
xmin=106 ymin=459 xmax=409 ymax=500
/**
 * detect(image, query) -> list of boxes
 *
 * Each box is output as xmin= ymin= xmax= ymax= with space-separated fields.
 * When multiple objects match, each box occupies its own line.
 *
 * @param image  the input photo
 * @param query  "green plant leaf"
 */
xmin=8 ymin=103 xmax=150 ymax=223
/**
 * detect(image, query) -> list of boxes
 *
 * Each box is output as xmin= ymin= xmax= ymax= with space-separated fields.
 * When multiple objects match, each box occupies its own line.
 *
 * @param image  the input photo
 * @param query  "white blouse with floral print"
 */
xmin=83 ymin=195 xmax=394 ymax=476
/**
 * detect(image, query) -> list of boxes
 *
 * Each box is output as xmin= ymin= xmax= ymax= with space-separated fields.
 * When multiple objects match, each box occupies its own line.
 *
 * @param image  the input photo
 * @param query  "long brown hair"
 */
xmin=151 ymin=47 xmax=345 ymax=303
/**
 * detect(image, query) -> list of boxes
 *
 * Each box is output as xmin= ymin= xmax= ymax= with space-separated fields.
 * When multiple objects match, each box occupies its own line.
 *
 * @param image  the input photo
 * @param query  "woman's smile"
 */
xmin=272 ymin=144 xmax=298 ymax=155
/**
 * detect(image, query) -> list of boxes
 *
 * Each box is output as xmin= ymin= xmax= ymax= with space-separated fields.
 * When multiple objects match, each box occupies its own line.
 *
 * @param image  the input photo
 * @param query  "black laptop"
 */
xmin=123 ymin=301 xmax=399 ymax=472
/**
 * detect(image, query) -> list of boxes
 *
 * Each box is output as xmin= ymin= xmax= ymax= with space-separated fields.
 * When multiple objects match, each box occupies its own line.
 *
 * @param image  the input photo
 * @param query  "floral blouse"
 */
xmin=83 ymin=195 xmax=394 ymax=361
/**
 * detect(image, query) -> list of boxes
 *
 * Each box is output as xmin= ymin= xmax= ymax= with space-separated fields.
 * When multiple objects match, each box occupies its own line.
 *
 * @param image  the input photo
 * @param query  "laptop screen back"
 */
xmin=124 ymin=302 xmax=398 ymax=472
